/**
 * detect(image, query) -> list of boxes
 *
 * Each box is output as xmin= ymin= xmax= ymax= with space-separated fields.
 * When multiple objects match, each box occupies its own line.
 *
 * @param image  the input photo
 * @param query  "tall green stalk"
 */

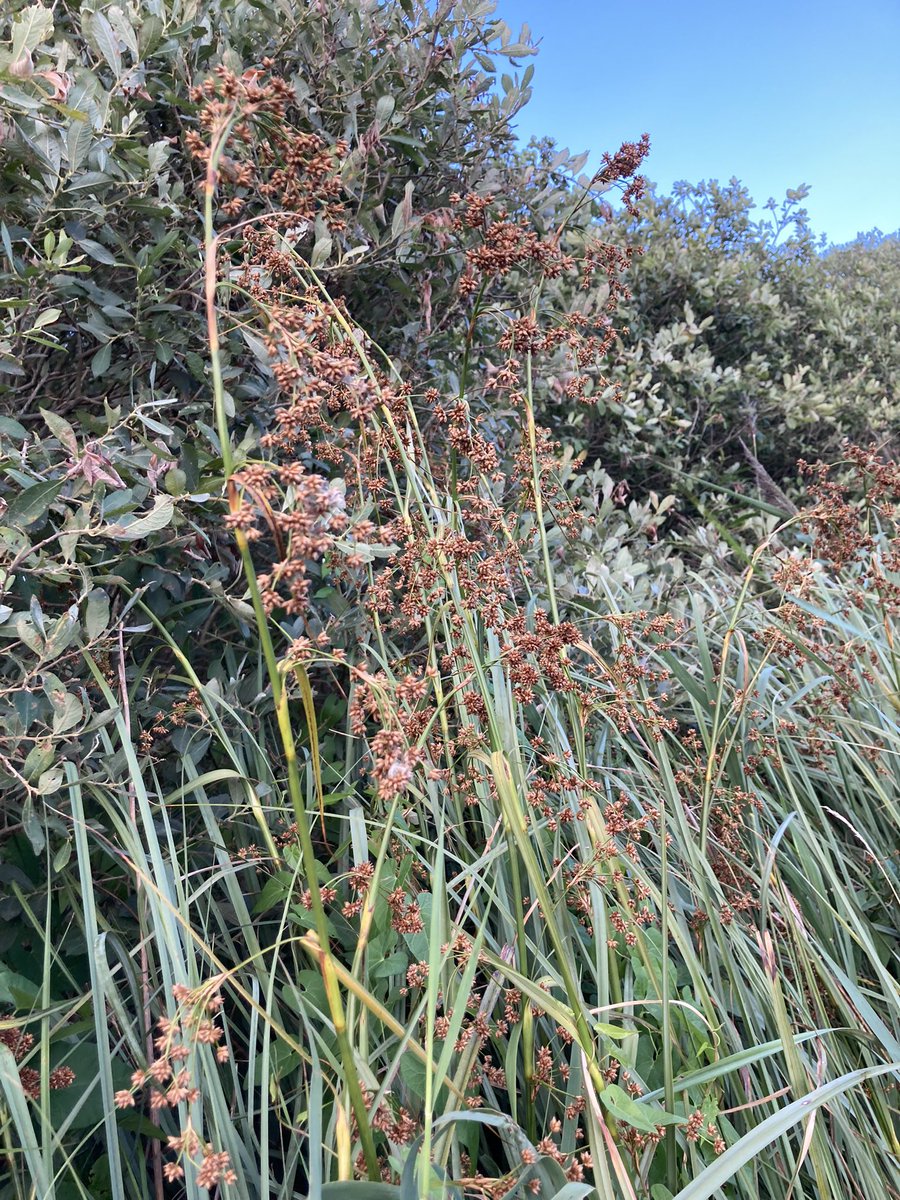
xmin=202 ymin=114 xmax=379 ymax=1180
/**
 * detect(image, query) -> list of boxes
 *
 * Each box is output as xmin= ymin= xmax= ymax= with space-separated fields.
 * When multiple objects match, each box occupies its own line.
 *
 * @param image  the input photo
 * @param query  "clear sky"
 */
xmin=493 ymin=0 xmax=900 ymax=245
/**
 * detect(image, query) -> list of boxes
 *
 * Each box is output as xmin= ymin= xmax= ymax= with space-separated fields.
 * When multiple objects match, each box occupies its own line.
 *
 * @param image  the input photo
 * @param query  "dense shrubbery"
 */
xmin=1 ymin=3 xmax=898 ymax=1199
xmin=499 ymin=152 xmax=899 ymax=497
xmin=594 ymin=181 xmax=899 ymax=490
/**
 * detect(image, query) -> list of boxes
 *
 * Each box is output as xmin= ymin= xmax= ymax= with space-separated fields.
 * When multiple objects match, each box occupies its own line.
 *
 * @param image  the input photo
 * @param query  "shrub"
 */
xmin=580 ymin=179 xmax=900 ymax=490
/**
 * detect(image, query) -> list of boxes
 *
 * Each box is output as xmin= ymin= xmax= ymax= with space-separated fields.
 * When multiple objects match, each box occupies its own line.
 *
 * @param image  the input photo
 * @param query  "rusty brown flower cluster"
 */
xmin=187 ymin=63 xmax=347 ymax=227
xmin=0 ymin=1019 xmax=75 ymax=1100
xmin=114 ymin=980 xmax=235 ymax=1190
xmin=595 ymin=132 xmax=651 ymax=215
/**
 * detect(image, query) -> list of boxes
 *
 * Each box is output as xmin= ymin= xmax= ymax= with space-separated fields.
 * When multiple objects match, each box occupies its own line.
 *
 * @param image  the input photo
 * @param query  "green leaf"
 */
xmin=86 ymin=11 xmax=122 ymax=77
xmin=599 ymin=1084 xmax=684 ymax=1134
xmin=21 ymin=795 xmax=46 ymax=853
xmin=368 ymin=950 xmax=407 ymax=980
xmin=48 ymin=1038 xmax=132 ymax=1132
xmin=138 ymin=13 xmax=162 ymax=54
xmin=399 ymin=1052 xmax=427 ymax=1101
xmin=52 ymin=839 xmax=72 ymax=872
xmin=51 ymin=691 xmax=83 ymax=734
xmin=23 ymin=742 xmax=53 ymax=780
xmin=31 ymin=307 xmax=62 ymax=330
xmin=5 ymin=479 xmax=63 ymax=527
xmin=0 ymin=969 xmax=40 ymax=1008
xmin=253 ymin=873 xmax=291 ymax=914
xmin=11 ymin=4 xmax=53 ymax=59
xmin=84 ymin=588 xmax=110 ymax=639
xmin=107 ymin=6 xmax=138 ymax=60
xmin=41 ymin=408 xmax=78 ymax=454
xmin=45 ymin=606 xmax=80 ymax=656
xmin=103 ymin=494 xmax=174 ymax=540
xmin=78 ymin=238 xmax=117 ymax=265
xmin=90 ymin=342 xmax=112 ymax=377
xmin=311 ymin=232 xmax=332 ymax=269
xmin=14 ymin=613 xmax=43 ymax=655
xmin=670 ymin=1064 xmax=899 ymax=1200
xmin=67 ymin=115 xmax=94 ymax=172
xmin=641 ymin=1029 xmax=839 ymax=1104
xmin=320 ymin=1186 xmax=401 ymax=1199
xmin=594 ymin=1022 xmax=634 ymax=1040
xmin=374 ymin=95 xmax=395 ymax=125
xmin=0 ymin=1047 xmax=52 ymax=1197
xmin=0 ymin=416 xmax=27 ymax=440
xmin=36 ymin=766 xmax=64 ymax=795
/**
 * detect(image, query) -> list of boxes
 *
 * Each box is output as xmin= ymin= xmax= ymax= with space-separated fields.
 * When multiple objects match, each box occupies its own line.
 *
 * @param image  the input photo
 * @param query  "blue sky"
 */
xmin=493 ymin=0 xmax=900 ymax=245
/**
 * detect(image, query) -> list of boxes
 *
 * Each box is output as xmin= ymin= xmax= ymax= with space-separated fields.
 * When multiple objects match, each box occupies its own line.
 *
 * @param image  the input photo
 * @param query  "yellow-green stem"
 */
xmin=203 ymin=118 xmax=379 ymax=1180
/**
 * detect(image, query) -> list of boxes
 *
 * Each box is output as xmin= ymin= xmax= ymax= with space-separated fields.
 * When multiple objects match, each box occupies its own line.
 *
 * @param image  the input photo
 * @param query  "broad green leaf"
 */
xmin=107 ymin=6 xmax=138 ymax=60
xmin=23 ymin=743 xmax=53 ymax=779
xmin=104 ymin=494 xmax=174 ymax=540
xmin=77 ymin=238 xmax=117 ymax=265
xmin=84 ymin=588 xmax=110 ymax=639
xmin=86 ymin=11 xmax=122 ymax=77
xmin=41 ymin=407 xmax=78 ymax=454
xmin=375 ymin=94 xmax=395 ymax=124
xmin=31 ymin=307 xmax=62 ymax=329
xmin=5 ymin=478 xmax=63 ymax=527
xmin=21 ymin=795 xmax=46 ymax=853
xmin=14 ymin=613 xmax=43 ymax=654
xmin=66 ymin=115 xmax=94 ymax=172
xmin=11 ymin=3 xmax=53 ymax=59
xmin=599 ymin=1084 xmax=684 ymax=1133
xmin=36 ymin=766 xmax=64 ymax=795
xmin=51 ymin=691 xmax=83 ymax=734
xmin=0 ymin=416 xmax=27 ymax=440
xmin=90 ymin=342 xmax=112 ymax=376
xmin=52 ymin=839 xmax=72 ymax=872
xmin=45 ymin=606 xmax=80 ymax=655
xmin=311 ymin=232 xmax=332 ymax=268
xmin=594 ymin=1022 xmax=634 ymax=1040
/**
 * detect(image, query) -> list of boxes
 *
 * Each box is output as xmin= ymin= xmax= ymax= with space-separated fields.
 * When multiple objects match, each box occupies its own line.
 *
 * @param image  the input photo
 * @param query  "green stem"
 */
xmin=203 ymin=117 xmax=379 ymax=1181
xmin=524 ymin=351 xmax=560 ymax=626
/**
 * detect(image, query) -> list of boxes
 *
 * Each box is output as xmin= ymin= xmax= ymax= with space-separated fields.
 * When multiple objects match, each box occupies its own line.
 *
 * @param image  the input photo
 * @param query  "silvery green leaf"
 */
xmin=84 ymin=588 xmax=110 ymax=639
xmin=86 ymin=11 xmax=122 ymax=77
xmin=104 ymin=494 xmax=174 ymax=540
xmin=374 ymin=95 xmax=395 ymax=125
xmin=107 ymin=6 xmax=138 ymax=60
xmin=51 ymin=691 xmax=83 ymax=734
xmin=11 ymin=4 xmax=53 ymax=59
xmin=311 ymin=232 xmax=332 ymax=269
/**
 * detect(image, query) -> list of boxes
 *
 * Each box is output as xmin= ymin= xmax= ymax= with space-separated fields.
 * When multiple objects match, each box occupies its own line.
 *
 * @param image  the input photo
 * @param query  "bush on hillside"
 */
xmin=578 ymin=178 xmax=899 ymax=489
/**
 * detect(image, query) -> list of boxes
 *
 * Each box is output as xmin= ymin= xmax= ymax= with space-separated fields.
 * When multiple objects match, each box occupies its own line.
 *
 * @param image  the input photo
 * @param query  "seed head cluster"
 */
xmin=114 ymin=979 xmax=235 ymax=1190
xmin=0 ymin=1019 xmax=76 ymax=1099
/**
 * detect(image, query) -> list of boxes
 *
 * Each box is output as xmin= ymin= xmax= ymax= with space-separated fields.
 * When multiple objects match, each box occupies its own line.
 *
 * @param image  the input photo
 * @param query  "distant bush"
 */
xmin=579 ymin=178 xmax=899 ymax=489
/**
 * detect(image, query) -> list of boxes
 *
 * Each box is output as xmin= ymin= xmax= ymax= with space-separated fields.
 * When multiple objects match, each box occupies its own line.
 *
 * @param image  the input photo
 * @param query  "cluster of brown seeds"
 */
xmin=0 ymin=1019 xmax=75 ymax=1100
xmin=114 ymin=980 xmax=235 ymax=1189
